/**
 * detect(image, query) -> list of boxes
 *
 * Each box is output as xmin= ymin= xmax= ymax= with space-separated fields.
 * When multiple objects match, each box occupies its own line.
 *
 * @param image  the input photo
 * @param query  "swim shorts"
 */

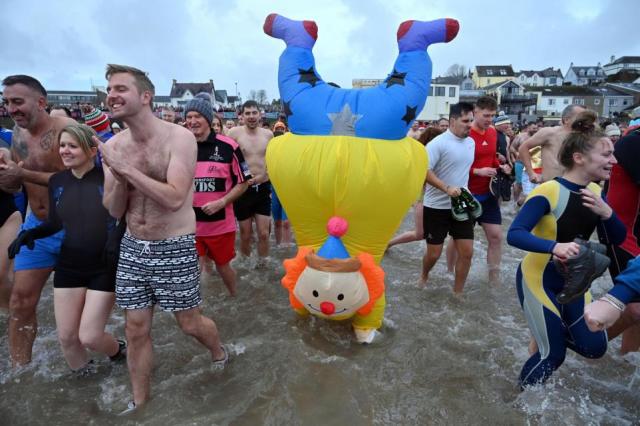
xmin=233 ymin=181 xmax=271 ymax=221
xmin=14 ymin=213 xmax=64 ymax=271
xmin=54 ymin=269 xmax=114 ymax=292
xmin=422 ymin=206 xmax=474 ymax=245
xmin=116 ymin=233 xmax=201 ymax=312
xmin=195 ymin=231 xmax=236 ymax=266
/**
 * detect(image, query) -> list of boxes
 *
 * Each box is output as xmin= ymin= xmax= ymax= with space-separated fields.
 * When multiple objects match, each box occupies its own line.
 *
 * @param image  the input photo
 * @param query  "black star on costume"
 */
xmin=282 ymin=100 xmax=293 ymax=117
xmin=385 ymin=69 xmax=407 ymax=88
xmin=298 ymin=67 xmax=320 ymax=87
xmin=401 ymin=105 xmax=417 ymax=125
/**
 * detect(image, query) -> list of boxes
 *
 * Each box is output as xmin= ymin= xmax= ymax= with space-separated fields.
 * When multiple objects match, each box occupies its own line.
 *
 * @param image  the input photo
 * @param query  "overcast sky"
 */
xmin=1 ymin=0 xmax=637 ymax=103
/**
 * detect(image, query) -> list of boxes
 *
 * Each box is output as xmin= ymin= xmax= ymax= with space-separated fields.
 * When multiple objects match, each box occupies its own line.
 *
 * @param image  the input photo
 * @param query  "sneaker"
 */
xmin=212 ymin=345 xmax=230 ymax=370
xmin=490 ymin=171 xmax=514 ymax=202
xmin=555 ymin=242 xmax=610 ymax=304
xmin=110 ymin=339 xmax=127 ymax=362
xmin=73 ymin=359 xmax=96 ymax=377
xmin=451 ymin=196 xmax=470 ymax=221
xmin=458 ymin=188 xmax=483 ymax=219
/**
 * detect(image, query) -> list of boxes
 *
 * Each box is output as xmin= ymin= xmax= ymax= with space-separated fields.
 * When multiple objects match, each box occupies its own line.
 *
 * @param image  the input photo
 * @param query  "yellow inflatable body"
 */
xmin=267 ymin=134 xmax=428 ymax=342
xmin=268 ymin=134 xmax=427 ymax=263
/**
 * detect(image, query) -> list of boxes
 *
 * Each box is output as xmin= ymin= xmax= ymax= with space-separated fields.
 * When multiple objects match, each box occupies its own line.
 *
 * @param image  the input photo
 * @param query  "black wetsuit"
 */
xmin=29 ymin=167 xmax=117 ymax=291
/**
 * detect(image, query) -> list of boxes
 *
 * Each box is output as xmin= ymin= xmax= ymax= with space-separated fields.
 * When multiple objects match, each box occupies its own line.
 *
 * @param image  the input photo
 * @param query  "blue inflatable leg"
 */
xmin=397 ymin=19 xmax=459 ymax=52
xmin=264 ymin=13 xmax=318 ymax=49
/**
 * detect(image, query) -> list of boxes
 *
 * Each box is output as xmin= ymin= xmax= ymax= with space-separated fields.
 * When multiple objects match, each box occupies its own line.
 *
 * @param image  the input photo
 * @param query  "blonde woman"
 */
xmin=9 ymin=124 xmax=125 ymax=373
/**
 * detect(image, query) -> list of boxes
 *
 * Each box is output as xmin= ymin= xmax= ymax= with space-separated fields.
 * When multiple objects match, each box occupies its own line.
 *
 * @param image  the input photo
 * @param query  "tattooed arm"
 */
xmin=0 ymin=127 xmax=57 ymax=189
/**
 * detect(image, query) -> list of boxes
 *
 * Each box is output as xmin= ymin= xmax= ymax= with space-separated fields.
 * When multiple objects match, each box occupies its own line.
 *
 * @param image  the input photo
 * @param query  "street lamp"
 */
xmin=235 ymin=82 xmax=238 ymax=97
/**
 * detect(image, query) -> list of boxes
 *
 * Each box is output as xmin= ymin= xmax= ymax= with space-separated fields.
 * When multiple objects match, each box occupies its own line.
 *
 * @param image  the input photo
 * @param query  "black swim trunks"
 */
xmin=233 ymin=181 xmax=272 ymax=221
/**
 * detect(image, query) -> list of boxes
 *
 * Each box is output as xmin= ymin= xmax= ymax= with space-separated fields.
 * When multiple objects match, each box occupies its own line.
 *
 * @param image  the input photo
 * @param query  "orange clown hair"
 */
xmin=281 ymin=247 xmax=385 ymax=316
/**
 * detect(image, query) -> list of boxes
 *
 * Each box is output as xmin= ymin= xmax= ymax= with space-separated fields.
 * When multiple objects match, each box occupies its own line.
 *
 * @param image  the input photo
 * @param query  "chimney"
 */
xmin=597 ymin=62 xmax=601 ymax=67
xmin=610 ymin=55 xmax=615 ymax=63
xmin=172 ymin=79 xmax=177 ymax=84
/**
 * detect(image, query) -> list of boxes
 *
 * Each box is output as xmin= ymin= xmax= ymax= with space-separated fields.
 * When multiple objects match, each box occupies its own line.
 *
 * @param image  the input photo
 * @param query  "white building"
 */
xmin=169 ymin=80 xmax=216 ymax=108
xmin=351 ymin=79 xmax=384 ymax=89
xmin=417 ymin=81 xmax=459 ymax=121
xmin=564 ymin=63 xmax=606 ymax=86
xmin=529 ymin=87 xmax=577 ymax=116
xmin=516 ymin=68 xmax=563 ymax=87
xmin=603 ymin=56 xmax=640 ymax=76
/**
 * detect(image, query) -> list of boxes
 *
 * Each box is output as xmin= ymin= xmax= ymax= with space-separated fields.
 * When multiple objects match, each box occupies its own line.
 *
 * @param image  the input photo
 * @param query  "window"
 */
xmin=449 ymin=87 xmax=456 ymax=97
xmin=550 ymin=77 xmax=556 ymax=85
xmin=463 ymin=83 xmax=472 ymax=90
xmin=587 ymin=69 xmax=595 ymax=76
xmin=435 ymin=87 xmax=445 ymax=96
xmin=533 ymin=75 xmax=538 ymax=81
xmin=594 ymin=99 xmax=600 ymax=105
xmin=623 ymin=100 xmax=629 ymax=105
xmin=429 ymin=87 xmax=433 ymax=96
xmin=574 ymin=98 xmax=585 ymax=105
xmin=486 ymin=70 xmax=494 ymax=76
xmin=548 ymin=99 xmax=555 ymax=106
xmin=579 ymin=69 xmax=586 ymax=76
xmin=564 ymin=99 xmax=569 ymax=104
xmin=609 ymin=98 xmax=617 ymax=106
xmin=500 ymin=69 xmax=507 ymax=75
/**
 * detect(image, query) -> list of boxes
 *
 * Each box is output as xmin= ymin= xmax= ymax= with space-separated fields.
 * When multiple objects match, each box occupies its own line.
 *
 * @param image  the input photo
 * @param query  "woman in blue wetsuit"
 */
xmin=507 ymin=110 xmax=626 ymax=388
xmin=9 ymin=124 xmax=125 ymax=373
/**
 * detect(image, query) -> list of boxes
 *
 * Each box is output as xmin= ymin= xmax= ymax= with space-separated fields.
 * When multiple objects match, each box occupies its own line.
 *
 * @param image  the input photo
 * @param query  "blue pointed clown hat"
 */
xmin=317 ymin=217 xmax=350 ymax=259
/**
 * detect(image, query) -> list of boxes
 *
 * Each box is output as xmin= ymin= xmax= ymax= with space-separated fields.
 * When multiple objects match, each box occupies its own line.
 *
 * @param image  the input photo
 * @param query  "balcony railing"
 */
xmin=500 ymin=93 xmax=538 ymax=104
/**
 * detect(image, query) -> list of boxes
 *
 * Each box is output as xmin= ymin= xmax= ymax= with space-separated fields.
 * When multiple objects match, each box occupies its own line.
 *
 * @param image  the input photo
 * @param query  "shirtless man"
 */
xmin=510 ymin=123 xmax=538 ymax=204
xmin=224 ymin=119 xmax=235 ymax=135
xmin=228 ymin=100 xmax=273 ymax=262
xmin=519 ymin=105 xmax=585 ymax=183
xmin=99 ymin=64 xmax=227 ymax=410
xmin=407 ymin=120 xmax=421 ymax=139
xmin=1 ymin=75 xmax=73 ymax=366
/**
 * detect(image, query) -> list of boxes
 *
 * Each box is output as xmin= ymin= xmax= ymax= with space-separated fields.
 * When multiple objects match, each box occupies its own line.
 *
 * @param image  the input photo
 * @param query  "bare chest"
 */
xmin=129 ymin=145 xmax=171 ymax=182
xmin=14 ymin=128 xmax=63 ymax=171
xmin=238 ymin=136 xmax=267 ymax=161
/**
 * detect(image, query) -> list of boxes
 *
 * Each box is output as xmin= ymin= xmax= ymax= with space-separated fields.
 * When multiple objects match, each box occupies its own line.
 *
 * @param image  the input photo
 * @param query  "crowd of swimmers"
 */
xmin=1 ymin=67 xmax=640 ymax=412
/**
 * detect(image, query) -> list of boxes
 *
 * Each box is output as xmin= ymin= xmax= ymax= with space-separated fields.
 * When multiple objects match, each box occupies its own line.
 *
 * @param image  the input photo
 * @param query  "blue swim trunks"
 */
xmin=271 ymin=188 xmax=288 ymax=221
xmin=473 ymin=193 xmax=502 ymax=225
xmin=514 ymin=161 xmax=524 ymax=184
xmin=14 ymin=213 xmax=64 ymax=271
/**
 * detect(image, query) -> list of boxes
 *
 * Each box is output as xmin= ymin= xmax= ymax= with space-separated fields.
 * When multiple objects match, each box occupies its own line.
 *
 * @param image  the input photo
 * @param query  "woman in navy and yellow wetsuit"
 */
xmin=507 ymin=111 xmax=626 ymax=387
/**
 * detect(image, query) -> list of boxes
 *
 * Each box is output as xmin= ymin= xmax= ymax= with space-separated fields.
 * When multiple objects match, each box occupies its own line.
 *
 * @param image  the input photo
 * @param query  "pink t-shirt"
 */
xmin=193 ymin=133 xmax=251 ymax=236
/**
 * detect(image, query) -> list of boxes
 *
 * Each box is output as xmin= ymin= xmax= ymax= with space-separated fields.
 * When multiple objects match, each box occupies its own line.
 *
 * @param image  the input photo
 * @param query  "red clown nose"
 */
xmin=320 ymin=301 xmax=335 ymax=315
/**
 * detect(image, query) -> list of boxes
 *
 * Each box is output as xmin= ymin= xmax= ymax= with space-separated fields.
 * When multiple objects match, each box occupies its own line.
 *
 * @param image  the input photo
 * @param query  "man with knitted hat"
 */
xmin=493 ymin=113 xmax=511 ymax=163
xmin=185 ymin=93 xmax=251 ymax=296
xmin=605 ymin=123 xmax=621 ymax=143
